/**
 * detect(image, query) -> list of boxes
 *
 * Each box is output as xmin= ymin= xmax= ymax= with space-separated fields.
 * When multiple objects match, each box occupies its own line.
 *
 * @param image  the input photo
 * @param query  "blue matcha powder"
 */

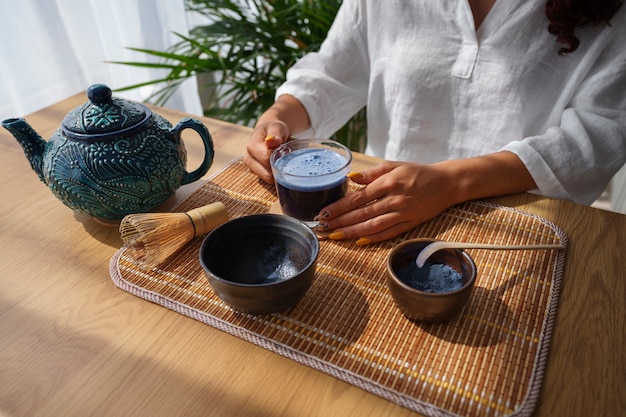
xmin=258 ymin=243 xmax=298 ymax=283
xmin=397 ymin=262 xmax=464 ymax=293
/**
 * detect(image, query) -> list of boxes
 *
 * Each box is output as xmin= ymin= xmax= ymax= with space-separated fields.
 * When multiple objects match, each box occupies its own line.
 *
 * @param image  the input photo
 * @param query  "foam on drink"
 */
xmin=272 ymin=146 xmax=350 ymax=221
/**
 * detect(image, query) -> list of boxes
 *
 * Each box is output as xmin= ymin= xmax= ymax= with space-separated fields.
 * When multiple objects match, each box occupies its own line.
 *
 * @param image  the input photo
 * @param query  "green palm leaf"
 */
xmin=110 ymin=0 xmax=366 ymax=151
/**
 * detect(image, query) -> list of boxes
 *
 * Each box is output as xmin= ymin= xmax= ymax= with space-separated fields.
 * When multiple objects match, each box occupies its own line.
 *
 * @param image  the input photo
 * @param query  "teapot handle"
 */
xmin=172 ymin=118 xmax=215 ymax=184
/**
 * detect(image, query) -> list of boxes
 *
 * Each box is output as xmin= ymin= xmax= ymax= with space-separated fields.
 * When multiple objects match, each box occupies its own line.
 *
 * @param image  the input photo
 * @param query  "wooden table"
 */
xmin=1 ymin=94 xmax=624 ymax=417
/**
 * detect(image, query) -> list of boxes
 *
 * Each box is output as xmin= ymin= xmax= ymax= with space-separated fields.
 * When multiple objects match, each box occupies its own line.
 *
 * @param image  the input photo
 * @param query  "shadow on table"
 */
xmin=414 ymin=270 xmax=534 ymax=347
xmin=229 ymin=270 xmax=370 ymax=354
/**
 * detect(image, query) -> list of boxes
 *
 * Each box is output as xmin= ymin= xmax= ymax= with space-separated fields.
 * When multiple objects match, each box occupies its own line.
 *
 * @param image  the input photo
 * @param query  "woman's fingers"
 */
xmin=321 ymin=195 xmax=418 ymax=239
xmin=243 ymin=122 xmax=289 ymax=183
xmin=315 ymin=161 xmax=455 ymax=244
xmin=243 ymin=137 xmax=274 ymax=183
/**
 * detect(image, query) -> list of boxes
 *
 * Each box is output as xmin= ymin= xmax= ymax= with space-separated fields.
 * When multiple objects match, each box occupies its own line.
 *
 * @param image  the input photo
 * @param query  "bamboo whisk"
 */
xmin=119 ymin=202 xmax=229 ymax=270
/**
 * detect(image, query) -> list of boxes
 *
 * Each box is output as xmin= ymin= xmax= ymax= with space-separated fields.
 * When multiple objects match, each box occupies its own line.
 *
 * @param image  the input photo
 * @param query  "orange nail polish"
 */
xmin=328 ymin=230 xmax=345 ymax=240
xmin=356 ymin=237 xmax=371 ymax=246
xmin=264 ymin=135 xmax=275 ymax=141
xmin=347 ymin=171 xmax=363 ymax=179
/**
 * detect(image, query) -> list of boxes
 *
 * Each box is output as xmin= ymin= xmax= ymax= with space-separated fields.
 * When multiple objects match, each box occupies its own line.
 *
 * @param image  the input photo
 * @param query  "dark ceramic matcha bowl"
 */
xmin=386 ymin=238 xmax=477 ymax=323
xmin=199 ymin=214 xmax=319 ymax=314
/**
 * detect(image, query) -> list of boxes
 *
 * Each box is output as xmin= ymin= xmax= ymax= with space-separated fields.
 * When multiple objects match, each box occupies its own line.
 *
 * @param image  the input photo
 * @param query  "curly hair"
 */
xmin=546 ymin=0 xmax=623 ymax=54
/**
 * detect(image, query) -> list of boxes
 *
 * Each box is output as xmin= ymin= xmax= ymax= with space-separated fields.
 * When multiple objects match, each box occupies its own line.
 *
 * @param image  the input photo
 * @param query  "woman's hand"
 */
xmin=314 ymin=152 xmax=536 ymax=245
xmin=314 ymin=161 xmax=459 ymax=245
xmin=242 ymin=121 xmax=289 ymax=184
xmin=242 ymin=94 xmax=312 ymax=183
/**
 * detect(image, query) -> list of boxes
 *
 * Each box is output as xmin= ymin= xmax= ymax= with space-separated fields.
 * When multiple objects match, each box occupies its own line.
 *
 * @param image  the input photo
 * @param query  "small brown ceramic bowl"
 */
xmin=386 ymin=238 xmax=477 ymax=323
xmin=199 ymin=214 xmax=319 ymax=314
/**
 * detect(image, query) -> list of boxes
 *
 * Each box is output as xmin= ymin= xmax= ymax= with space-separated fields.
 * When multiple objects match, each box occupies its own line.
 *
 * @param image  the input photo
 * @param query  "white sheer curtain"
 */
xmin=0 ymin=0 xmax=203 ymax=118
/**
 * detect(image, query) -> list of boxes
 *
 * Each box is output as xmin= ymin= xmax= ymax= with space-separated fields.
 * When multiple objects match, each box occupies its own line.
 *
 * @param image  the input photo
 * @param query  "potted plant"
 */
xmin=112 ymin=0 xmax=366 ymax=151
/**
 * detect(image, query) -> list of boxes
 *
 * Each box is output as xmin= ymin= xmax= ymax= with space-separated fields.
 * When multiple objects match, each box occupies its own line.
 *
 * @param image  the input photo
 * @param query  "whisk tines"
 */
xmin=119 ymin=202 xmax=229 ymax=270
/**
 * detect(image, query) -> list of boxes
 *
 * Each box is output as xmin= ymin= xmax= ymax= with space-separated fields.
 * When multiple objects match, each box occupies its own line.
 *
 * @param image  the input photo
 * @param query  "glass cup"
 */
xmin=270 ymin=139 xmax=352 ymax=226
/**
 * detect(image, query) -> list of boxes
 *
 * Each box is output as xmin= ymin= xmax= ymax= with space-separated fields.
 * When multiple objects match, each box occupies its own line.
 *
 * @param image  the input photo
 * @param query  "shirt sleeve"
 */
xmin=502 ymin=35 xmax=626 ymax=205
xmin=275 ymin=0 xmax=369 ymax=139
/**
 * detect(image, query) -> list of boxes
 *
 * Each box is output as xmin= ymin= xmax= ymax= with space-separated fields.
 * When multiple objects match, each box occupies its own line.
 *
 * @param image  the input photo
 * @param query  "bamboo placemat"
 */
xmin=110 ymin=157 xmax=567 ymax=417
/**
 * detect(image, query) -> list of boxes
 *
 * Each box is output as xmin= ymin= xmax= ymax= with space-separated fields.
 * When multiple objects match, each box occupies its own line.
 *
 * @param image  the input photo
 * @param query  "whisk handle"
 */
xmin=186 ymin=202 xmax=229 ymax=237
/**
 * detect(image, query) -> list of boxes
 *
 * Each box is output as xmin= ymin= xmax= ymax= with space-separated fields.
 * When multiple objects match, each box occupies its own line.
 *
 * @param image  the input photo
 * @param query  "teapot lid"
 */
xmin=61 ymin=84 xmax=152 ymax=140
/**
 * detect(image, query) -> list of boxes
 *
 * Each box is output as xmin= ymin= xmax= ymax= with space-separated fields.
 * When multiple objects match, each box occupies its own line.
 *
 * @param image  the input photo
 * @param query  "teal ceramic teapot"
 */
xmin=2 ymin=84 xmax=214 ymax=220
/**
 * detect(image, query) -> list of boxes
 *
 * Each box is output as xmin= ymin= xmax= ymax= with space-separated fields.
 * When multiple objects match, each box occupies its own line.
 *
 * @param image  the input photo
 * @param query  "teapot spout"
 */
xmin=2 ymin=118 xmax=47 ymax=182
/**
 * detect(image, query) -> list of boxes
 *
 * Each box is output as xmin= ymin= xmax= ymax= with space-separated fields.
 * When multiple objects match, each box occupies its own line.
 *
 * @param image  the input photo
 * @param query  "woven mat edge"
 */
xmin=473 ymin=201 xmax=568 ymax=417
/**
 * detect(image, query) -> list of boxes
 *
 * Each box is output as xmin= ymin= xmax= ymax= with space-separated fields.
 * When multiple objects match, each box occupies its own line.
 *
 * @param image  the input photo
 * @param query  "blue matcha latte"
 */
xmin=272 ymin=143 xmax=350 ymax=221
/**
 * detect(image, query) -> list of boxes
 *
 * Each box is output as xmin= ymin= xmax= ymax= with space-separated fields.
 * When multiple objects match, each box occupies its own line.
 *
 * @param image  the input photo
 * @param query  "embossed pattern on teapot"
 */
xmin=2 ymin=84 xmax=215 ymax=220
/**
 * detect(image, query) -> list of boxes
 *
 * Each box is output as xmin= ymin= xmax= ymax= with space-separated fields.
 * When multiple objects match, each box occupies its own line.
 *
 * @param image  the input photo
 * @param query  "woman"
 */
xmin=243 ymin=0 xmax=625 ymax=245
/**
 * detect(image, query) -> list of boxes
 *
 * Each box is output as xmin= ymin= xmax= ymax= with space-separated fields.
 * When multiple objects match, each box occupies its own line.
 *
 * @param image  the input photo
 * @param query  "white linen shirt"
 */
xmin=276 ymin=0 xmax=626 ymax=205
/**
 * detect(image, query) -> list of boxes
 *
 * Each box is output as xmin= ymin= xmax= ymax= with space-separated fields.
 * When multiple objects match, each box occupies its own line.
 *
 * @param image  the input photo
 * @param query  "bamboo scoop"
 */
xmin=119 ymin=202 xmax=229 ymax=270
xmin=415 ymin=241 xmax=565 ymax=268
